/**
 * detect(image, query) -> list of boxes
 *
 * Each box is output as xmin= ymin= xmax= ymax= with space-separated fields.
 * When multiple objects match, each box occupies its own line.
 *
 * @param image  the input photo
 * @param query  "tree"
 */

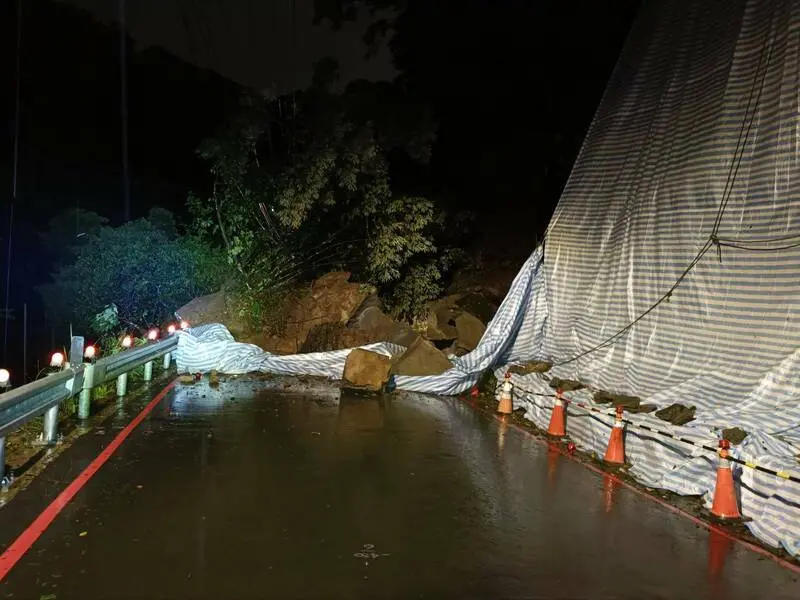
xmin=190 ymin=61 xmax=448 ymax=319
xmin=147 ymin=206 xmax=178 ymax=239
xmin=38 ymin=218 xmax=226 ymax=334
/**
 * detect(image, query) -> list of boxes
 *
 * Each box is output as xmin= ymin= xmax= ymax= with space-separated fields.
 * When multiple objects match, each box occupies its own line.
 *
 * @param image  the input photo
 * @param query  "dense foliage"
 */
xmin=189 ymin=64 xmax=452 ymax=320
xmin=38 ymin=209 xmax=226 ymax=334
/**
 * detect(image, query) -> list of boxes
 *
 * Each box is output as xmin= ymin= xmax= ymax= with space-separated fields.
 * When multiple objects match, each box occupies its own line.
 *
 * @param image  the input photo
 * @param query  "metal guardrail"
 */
xmin=0 ymin=335 xmax=178 ymax=482
xmin=92 ymin=337 xmax=177 ymax=385
xmin=0 ymin=368 xmax=85 ymax=440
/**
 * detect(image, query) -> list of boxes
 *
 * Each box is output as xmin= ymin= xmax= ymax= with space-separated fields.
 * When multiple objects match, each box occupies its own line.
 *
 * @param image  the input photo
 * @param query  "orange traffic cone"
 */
xmin=710 ymin=439 xmax=741 ymax=519
xmin=547 ymin=389 xmax=566 ymax=437
xmin=604 ymin=405 xmax=625 ymax=465
xmin=497 ymin=372 xmax=513 ymax=414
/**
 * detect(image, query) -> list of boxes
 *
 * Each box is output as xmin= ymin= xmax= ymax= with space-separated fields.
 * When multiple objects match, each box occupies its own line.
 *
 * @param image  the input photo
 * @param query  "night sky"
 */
xmin=59 ymin=0 xmax=395 ymax=92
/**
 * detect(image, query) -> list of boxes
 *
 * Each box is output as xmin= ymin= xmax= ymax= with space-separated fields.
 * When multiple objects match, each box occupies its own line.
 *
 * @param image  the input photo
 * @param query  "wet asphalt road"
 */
xmin=0 ymin=378 xmax=798 ymax=599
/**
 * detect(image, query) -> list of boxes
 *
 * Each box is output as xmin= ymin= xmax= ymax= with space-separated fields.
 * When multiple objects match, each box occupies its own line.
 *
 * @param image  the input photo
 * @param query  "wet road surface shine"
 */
xmin=0 ymin=381 xmax=798 ymax=599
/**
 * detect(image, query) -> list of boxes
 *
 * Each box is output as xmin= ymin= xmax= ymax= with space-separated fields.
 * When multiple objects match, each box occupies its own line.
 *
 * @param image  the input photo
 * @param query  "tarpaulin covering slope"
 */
xmin=175 ymin=0 xmax=800 ymax=555
xmin=520 ymin=0 xmax=800 ymax=555
xmin=543 ymin=0 xmax=800 ymax=439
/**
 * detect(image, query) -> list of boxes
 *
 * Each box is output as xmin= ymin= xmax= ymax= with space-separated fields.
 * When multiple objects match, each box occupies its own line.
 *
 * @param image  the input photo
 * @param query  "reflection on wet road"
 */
xmin=0 ymin=380 xmax=798 ymax=599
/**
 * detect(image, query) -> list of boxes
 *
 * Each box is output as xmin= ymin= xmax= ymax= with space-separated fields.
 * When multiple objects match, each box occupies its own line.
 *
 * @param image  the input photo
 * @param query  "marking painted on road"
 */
xmin=0 ymin=379 xmax=177 ymax=582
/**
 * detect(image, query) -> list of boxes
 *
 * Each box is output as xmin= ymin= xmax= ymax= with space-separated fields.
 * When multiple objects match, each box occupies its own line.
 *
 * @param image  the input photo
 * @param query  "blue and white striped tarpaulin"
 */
xmin=175 ymin=0 xmax=800 ymax=556
xmin=526 ymin=0 xmax=800 ymax=556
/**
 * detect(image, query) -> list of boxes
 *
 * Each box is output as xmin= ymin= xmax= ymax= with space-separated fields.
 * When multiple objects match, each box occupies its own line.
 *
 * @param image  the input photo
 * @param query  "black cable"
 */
xmin=719 ymin=241 xmax=800 ymax=252
xmin=196 ymin=0 xmax=216 ymax=65
xmin=548 ymin=17 xmax=776 ymax=369
xmin=718 ymin=233 xmax=800 ymax=244
xmin=177 ymin=0 xmax=199 ymax=66
xmin=711 ymin=48 xmax=774 ymax=238
xmin=711 ymin=34 xmax=773 ymax=235
xmin=553 ymin=238 xmax=714 ymax=367
xmin=185 ymin=0 xmax=214 ymax=67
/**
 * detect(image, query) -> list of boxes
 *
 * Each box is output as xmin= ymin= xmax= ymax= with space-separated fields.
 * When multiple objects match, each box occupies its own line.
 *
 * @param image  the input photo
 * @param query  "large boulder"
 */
xmin=352 ymin=306 xmax=419 ymax=347
xmin=279 ymin=272 xmax=375 ymax=353
xmin=454 ymin=311 xmax=486 ymax=352
xmin=390 ymin=337 xmax=453 ymax=377
xmin=419 ymin=295 xmax=489 ymax=354
xmin=429 ymin=290 xmax=500 ymax=322
xmin=390 ymin=326 xmax=419 ymax=348
xmin=347 ymin=296 xmax=415 ymax=344
xmin=348 ymin=302 xmax=397 ymax=336
xmin=300 ymin=323 xmax=375 ymax=353
xmin=453 ymin=291 xmax=500 ymax=325
xmin=309 ymin=272 xmax=372 ymax=320
xmin=347 ymin=294 xmax=382 ymax=325
xmin=176 ymin=291 xmax=247 ymax=337
xmin=342 ymin=349 xmax=392 ymax=393
xmin=301 ymin=301 xmax=419 ymax=353
xmin=426 ymin=306 xmax=459 ymax=342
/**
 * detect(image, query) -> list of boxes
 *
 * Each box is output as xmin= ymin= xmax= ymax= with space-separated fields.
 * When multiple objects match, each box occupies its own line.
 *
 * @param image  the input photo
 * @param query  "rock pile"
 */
xmin=177 ymin=271 xmax=502 ymax=387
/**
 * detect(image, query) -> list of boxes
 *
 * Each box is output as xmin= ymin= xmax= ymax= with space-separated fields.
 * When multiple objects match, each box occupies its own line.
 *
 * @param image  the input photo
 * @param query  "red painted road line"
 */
xmin=464 ymin=398 xmax=800 ymax=575
xmin=0 ymin=379 xmax=177 ymax=582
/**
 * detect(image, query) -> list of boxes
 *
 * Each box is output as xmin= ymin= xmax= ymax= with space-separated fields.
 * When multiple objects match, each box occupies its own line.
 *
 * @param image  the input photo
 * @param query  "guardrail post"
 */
xmin=163 ymin=351 xmax=171 ymax=370
xmin=143 ymin=360 xmax=154 ymax=381
xmin=39 ymin=340 xmax=80 ymax=444
xmin=79 ymin=363 xmax=95 ymax=419
xmin=43 ymin=404 xmax=59 ymax=444
xmin=70 ymin=336 xmax=84 ymax=368
xmin=116 ymin=372 xmax=128 ymax=397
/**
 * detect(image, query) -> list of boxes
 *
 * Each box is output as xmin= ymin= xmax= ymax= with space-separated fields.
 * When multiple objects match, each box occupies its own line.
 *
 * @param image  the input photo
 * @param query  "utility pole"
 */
xmin=22 ymin=302 xmax=27 ymax=383
xmin=4 ymin=0 xmax=23 ymax=363
xmin=119 ymin=0 xmax=131 ymax=222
